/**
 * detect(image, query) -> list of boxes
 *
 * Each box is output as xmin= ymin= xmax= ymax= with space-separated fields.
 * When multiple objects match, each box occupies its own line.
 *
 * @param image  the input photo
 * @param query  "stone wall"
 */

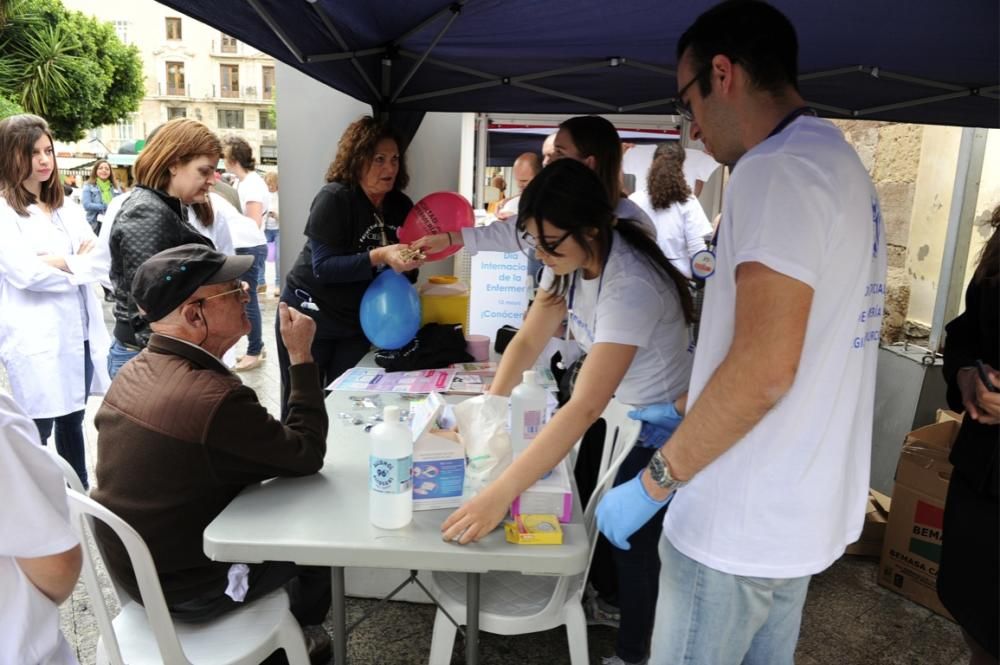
xmin=834 ymin=120 xmax=922 ymax=343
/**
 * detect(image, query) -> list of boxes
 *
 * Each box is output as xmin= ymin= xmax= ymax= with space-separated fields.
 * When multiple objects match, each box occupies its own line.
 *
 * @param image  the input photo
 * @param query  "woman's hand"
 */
xmin=38 ymin=254 xmax=69 ymax=272
xmin=441 ymin=488 xmax=510 ymax=545
xmin=372 ymin=244 xmax=424 ymax=273
xmin=77 ymin=239 xmax=95 ymax=255
xmin=410 ymin=232 xmax=456 ymax=256
xmin=958 ymin=365 xmax=1000 ymax=425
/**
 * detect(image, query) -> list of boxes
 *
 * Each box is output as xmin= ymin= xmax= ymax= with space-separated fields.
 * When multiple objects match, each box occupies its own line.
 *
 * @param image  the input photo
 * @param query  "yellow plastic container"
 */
xmin=419 ymin=275 xmax=470 ymax=331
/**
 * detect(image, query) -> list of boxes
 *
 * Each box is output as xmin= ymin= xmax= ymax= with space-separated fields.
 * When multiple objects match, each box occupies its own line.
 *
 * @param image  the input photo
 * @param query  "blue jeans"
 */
xmin=236 ymin=245 xmax=267 ymax=356
xmin=650 ymin=536 xmax=811 ymax=665
xmin=264 ymin=228 xmax=280 ymax=287
xmin=35 ymin=341 xmax=93 ymax=489
xmin=107 ymin=338 xmax=140 ymax=379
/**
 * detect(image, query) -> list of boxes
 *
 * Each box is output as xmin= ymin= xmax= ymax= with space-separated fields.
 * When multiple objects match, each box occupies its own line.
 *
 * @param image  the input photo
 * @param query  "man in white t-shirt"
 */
xmin=0 ymin=391 xmax=82 ymax=665
xmin=596 ymin=3 xmax=887 ymax=664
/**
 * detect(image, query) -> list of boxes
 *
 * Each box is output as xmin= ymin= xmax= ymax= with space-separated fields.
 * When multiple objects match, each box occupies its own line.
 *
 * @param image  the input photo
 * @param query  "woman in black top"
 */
xmin=277 ymin=116 xmax=423 ymax=415
xmin=108 ymin=119 xmax=221 ymax=377
xmin=937 ymin=204 xmax=999 ymax=665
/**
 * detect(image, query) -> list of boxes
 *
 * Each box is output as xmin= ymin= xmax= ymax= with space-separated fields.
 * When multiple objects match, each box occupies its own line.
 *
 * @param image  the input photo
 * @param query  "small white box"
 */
xmin=413 ymin=431 xmax=466 ymax=510
xmin=510 ymin=457 xmax=573 ymax=523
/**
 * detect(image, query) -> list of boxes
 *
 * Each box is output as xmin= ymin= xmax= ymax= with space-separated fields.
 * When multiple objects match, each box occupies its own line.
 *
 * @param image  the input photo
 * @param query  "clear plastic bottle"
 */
xmin=510 ymin=370 xmax=548 ymax=455
xmin=369 ymin=405 xmax=413 ymax=529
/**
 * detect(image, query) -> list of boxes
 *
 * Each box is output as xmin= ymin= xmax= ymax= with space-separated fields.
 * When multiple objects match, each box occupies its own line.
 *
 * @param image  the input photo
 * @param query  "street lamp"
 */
xmin=88 ymin=137 xmax=112 ymax=156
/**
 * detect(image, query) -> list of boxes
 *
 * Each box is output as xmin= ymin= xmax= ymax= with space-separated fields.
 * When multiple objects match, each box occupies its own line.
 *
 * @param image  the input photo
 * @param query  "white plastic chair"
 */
xmin=64 ymin=489 xmax=311 ymax=665
xmin=43 ymin=445 xmax=86 ymax=493
xmin=427 ymin=398 xmax=642 ymax=665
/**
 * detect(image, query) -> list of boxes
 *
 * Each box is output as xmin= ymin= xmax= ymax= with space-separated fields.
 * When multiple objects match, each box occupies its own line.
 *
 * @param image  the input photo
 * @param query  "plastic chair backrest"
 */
xmin=549 ymin=399 xmax=641 ymax=606
xmin=65 ymin=489 xmax=192 ymax=664
xmin=44 ymin=446 xmax=85 ymax=494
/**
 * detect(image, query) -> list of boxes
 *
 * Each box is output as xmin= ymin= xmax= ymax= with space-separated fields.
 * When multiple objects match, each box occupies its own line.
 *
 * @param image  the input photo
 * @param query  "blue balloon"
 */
xmin=360 ymin=270 xmax=421 ymax=350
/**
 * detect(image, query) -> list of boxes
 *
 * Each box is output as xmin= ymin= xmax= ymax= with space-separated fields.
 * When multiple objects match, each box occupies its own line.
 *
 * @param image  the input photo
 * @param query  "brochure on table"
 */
xmin=407 ymin=392 xmax=466 ymax=510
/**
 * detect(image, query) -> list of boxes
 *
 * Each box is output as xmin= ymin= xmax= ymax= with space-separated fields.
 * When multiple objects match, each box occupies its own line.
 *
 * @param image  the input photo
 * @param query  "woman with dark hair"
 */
xmin=412 ymin=115 xmax=654 ymax=258
xmin=222 ymin=135 xmax=269 ymax=371
xmin=441 ymin=158 xmax=693 ymax=665
xmin=0 ymin=114 xmax=111 ymax=489
xmin=630 ymin=142 xmax=713 ymax=278
xmin=107 ymin=118 xmax=221 ymax=377
xmin=937 ymin=204 xmax=999 ymax=665
xmin=277 ymin=115 xmax=423 ymax=415
xmin=81 ymin=159 xmax=122 ymax=234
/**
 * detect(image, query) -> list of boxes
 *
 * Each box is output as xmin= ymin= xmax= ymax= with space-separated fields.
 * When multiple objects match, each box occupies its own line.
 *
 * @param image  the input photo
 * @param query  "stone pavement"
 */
xmin=3 ymin=282 xmax=971 ymax=664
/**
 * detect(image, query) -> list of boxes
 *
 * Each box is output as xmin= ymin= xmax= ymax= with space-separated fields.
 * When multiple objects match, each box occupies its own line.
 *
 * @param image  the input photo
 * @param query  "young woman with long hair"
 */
xmin=107 ymin=118 xmax=221 ymax=376
xmin=81 ymin=159 xmax=122 ymax=233
xmin=0 ymin=114 xmax=111 ymax=488
xmin=441 ymin=159 xmax=694 ymax=665
xmin=630 ymin=142 xmax=713 ymax=278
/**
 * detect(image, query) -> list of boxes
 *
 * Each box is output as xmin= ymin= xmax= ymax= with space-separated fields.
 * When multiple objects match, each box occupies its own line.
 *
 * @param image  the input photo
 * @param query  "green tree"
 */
xmin=0 ymin=0 xmax=144 ymax=140
xmin=0 ymin=93 xmax=23 ymax=119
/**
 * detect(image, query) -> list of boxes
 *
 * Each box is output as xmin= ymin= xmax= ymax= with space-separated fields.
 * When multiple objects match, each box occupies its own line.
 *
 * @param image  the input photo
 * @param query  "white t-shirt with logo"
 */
xmin=629 ymin=191 xmax=713 ymax=278
xmin=231 ymin=172 xmax=270 ymax=249
xmin=663 ymin=116 xmax=888 ymax=578
xmin=0 ymin=392 xmax=80 ymax=664
xmin=540 ymin=230 xmax=692 ymax=407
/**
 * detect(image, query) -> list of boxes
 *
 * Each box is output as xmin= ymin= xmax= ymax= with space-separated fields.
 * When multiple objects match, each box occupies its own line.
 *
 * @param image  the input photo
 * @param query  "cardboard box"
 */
xmin=877 ymin=416 xmax=960 ymax=619
xmin=845 ymin=489 xmax=891 ymax=557
xmin=412 ymin=431 xmax=466 ymax=510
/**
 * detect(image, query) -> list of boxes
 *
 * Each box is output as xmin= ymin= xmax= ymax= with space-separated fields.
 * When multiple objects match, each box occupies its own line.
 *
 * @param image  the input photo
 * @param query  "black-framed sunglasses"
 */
xmin=674 ymin=63 xmax=713 ymax=122
xmin=521 ymin=230 xmax=572 ymax=255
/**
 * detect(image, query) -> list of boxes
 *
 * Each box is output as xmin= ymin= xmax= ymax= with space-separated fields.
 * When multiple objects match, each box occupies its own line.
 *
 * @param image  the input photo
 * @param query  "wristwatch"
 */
xmin=647 ymin=449 xmax=688 ymax=492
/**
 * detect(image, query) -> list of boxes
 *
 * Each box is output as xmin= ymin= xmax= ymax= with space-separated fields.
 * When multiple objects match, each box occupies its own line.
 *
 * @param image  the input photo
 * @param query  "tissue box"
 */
xmin=412 ymin=431 xmax=466 ymax=511
xmin=510 ymin=458 xmax=573 ymax=523
xmin=504 ymin=514 xmax=563 ymax=545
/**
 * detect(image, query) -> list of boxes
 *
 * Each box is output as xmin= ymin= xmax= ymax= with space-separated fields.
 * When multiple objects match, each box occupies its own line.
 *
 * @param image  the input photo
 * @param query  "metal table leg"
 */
xmin=465 ymin=572 xmax=480 ymax=665
xmin=331 ymin=566 xmax=347 ymax=665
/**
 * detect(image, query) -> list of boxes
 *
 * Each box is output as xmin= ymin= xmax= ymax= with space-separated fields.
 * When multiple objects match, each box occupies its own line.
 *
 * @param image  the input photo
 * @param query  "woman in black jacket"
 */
xmin=108 ymin=119 xmax=221 ymax=377
xmin=937 ymin=204 xmax=999 ymax=665
xmin=277 ymin=116 xmax=423 ymax=416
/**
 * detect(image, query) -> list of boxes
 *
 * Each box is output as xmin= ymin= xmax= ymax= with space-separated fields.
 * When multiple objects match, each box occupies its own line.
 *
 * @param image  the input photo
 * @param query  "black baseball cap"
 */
xmin=131 ymin=244 xmax=252 ymax=322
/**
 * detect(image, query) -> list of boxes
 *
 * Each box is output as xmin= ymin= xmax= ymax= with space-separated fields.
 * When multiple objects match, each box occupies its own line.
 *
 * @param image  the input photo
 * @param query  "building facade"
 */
xmin=59 ymin=0 xmax=277 ymax=168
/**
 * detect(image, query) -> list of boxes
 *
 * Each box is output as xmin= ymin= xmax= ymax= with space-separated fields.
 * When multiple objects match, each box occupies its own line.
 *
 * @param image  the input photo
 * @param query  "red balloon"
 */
xmin=397 ymin=192 xmax=474 ymax=261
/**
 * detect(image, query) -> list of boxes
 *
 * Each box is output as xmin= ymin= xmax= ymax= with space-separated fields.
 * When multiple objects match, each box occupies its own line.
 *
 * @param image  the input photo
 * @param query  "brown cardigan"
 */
xmin=91 ymin=333 xmax=328 ymax=604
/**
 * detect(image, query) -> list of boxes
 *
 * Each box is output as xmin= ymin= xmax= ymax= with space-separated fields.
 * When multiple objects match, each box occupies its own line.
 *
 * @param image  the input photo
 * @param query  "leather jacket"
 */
xmin=108 ymin=186 xmax=213 ymax=347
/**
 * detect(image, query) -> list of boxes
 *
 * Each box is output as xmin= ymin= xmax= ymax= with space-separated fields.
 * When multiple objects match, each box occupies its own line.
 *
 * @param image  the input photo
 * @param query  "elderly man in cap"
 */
xmin=90 ymin=243 xmax=332 ymax=661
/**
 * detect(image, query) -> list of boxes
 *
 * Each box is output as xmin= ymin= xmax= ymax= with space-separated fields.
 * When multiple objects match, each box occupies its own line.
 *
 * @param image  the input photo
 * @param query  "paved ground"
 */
xmin=4 ymin=275 xmax=971 ymax=664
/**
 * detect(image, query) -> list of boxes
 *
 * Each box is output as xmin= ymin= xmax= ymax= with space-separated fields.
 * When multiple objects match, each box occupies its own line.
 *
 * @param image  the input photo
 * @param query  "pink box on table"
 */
xmin=510 ymin=457 xmax=573 ymax=524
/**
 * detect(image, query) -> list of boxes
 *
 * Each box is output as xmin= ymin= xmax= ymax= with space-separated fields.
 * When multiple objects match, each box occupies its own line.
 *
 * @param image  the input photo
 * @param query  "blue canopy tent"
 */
xmin=157 ymin=0 xmax=998 ymax=128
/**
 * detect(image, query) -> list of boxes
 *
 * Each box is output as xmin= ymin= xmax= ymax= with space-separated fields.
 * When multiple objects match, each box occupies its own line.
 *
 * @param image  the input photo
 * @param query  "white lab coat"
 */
xmin=0 ymin=198 xmax=111 ymax=418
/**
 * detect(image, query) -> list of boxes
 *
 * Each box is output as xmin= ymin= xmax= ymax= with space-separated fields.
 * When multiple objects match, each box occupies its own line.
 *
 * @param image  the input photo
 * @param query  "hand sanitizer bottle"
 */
xmin=510 ymin=370 xmax=547 ymax=455
xmin=369 ymin=405 xmax=413 ymax=529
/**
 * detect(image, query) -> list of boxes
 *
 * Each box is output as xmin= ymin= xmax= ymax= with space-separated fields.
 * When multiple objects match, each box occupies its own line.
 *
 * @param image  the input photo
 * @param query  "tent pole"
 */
xmin=927 ymin=127 xmax=988 ymax=352
xmin=245 ymin=0 xmax=305 ymax=63
xmin=391 ymin=5 xmax=463 ymax=103
xmin=475 ymin=113 xmax=488 ymax=209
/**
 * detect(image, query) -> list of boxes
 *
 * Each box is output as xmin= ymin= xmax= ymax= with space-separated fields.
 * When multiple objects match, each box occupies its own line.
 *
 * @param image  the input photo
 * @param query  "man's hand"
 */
xmin=957 ymin=364 xmax=1000 ymax=425
xmin=279 ymin=302 xmax=316 ymax=365
xmin=596 ymin=472 xmax=672 ymax=550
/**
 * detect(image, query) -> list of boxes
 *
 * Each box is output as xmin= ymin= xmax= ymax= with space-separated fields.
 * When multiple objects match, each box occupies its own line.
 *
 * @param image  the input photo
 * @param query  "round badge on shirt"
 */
xmin=691 ymin=249 xmax=716 ymax=279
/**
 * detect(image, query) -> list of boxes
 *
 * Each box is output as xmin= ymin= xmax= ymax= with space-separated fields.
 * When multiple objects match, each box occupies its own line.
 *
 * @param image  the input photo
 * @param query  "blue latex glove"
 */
xmin=629 ymin=402 xmax=683 ymax=449
xmin=596 ymin=472 xmax=673 ymax=550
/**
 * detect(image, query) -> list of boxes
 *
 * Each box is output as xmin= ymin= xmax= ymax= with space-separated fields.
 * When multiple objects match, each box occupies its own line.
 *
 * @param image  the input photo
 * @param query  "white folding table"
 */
xmin=204 ymin=391 xmax=589 ymax=665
